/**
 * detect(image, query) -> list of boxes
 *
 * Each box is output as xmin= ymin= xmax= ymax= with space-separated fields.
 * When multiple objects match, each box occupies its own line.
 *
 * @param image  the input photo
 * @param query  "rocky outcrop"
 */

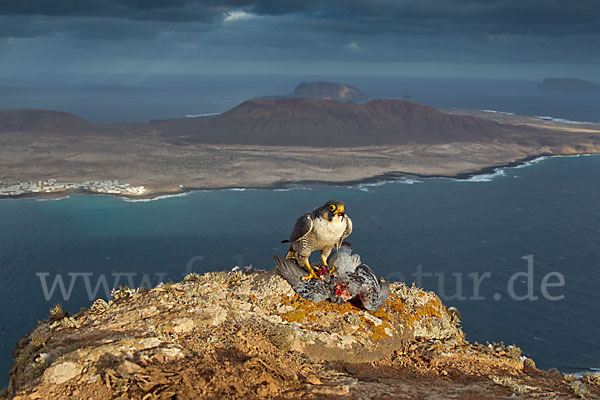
xmin=264 ymin=81 xmax=368 ymax=102
xmin=286 ymin=81 xmax=368 ymax=102
xmin=4 ymin=270 xmax=599 ymax=399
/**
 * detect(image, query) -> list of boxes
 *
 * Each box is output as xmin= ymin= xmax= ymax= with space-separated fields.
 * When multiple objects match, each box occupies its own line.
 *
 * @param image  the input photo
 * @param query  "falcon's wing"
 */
xmin=289 ymin=214 xmax=314 ymax=242
xmin=337 ymin=216 xmax=353 ymax=246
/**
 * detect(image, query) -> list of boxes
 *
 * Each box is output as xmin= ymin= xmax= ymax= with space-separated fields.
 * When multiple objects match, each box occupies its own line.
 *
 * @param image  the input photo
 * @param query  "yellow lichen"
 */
xmin=369 ymin=322 xmax=392 ymax=341
xmin=280 ymin=294 xmax=360 ymax=323
xmin=279 ymin=294 xmax=392 ymax=340
xmin=396 ymin=294 xmax=443 ymax=329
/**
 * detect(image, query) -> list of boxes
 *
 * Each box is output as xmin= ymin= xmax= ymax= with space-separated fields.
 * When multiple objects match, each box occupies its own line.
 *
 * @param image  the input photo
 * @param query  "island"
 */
xmin=263 ymin=81 xmax=368 ymax=102
xmin=1 ymin=96 xmax=599 ymax=199
xmin=538 ymin=78 xmax=599 ymax=90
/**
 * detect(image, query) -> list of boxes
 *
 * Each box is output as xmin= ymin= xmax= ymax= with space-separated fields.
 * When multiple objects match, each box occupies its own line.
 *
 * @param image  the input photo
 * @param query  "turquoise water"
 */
xmin=0 ymin=154 xmax=599 ymax=385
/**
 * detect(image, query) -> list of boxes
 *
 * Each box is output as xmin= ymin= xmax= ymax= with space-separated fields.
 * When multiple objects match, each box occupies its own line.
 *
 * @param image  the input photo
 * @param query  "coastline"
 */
xmin=2 ymin=104 xmax=600 ymax=202
xmin=1 ymin=152 xmax=594 ymax=201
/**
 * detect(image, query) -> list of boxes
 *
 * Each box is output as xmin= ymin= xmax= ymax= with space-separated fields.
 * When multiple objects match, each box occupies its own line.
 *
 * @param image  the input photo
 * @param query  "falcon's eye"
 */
xmin=328 ymin=204 xmax=336 ymax=211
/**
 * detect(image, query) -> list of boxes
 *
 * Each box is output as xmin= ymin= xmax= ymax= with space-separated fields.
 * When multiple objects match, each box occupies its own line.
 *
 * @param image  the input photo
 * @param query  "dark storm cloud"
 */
xmin=0 ymin=0 xmax=317 ymax=21
xmin=0 ymin=0 xmax=598 ymax=76
xmin=1 ymin=0 xmax=599 ymax=45
xmin=0 ymin=0 xmax=225 ymax=21
xmin=1 ymin=0 xmax=599 ymax=34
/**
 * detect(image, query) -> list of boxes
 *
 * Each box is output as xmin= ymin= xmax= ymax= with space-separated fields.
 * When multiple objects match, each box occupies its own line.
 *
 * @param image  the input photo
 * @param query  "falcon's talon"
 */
xmin=302 ymin=269 xmax=322 ymax=280
xmin=302 ymin=261 xmax=323 ymax=280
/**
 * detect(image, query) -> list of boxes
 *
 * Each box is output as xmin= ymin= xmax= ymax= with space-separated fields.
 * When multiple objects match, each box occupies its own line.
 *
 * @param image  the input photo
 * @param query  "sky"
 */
xmin=0 ymin=0 xmax=599 ymax=81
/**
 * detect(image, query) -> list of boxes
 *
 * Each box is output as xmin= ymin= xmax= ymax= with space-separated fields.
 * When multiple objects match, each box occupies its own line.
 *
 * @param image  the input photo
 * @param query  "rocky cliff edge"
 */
xmin=4 ymin=270 xmax=599 ymax=399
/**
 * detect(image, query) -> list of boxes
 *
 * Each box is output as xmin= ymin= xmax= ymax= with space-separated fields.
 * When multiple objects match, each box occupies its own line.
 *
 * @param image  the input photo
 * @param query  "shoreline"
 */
xmin=1 ymin=152 xmax=594 ymax=202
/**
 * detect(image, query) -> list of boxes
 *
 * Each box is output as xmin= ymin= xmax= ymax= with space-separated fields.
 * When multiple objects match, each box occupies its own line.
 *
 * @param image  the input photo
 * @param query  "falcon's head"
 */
xmin=319 ymin=200 xmax=346 ymax=220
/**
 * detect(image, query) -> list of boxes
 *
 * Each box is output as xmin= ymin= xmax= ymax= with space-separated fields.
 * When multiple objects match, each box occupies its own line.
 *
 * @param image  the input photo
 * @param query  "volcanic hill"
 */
xmin=169 ymin=98 xmax=511 ymax=146
xmin=0 ymin=110 xmax=103 ymax=136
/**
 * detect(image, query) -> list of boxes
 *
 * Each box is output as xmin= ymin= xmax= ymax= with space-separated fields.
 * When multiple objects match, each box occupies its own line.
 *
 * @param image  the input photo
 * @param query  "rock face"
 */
xmin=4 ymin=270 xmax=598 ymax=399
xmin=538 ymin=78 xmax=599 ymax=90
xmin=287 ymin=81 xmax=368 ymax=102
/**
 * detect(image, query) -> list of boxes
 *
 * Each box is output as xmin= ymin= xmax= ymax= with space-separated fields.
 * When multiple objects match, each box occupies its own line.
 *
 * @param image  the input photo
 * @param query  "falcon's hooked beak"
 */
xmin=334 ymin=205 xmax=345 ymax=217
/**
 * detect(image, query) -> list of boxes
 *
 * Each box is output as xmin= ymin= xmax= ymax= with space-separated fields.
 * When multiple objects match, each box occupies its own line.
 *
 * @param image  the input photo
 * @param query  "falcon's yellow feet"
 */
xmin=329 ymin=264 xmax=336 ymax=276
xmin=321 ymin=254 xmax=336 ymax=276
xmin=302 ymin=261 xmax=323 ymax=280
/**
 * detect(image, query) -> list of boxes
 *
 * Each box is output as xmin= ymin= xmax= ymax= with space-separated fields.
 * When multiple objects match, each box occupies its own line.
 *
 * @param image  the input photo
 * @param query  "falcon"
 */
xmin=282 ymin=200 xmax=353 ymax=280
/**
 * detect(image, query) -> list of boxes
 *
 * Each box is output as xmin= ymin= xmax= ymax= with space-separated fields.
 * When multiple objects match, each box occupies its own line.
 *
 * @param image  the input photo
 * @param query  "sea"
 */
xmin=0 ymin=76 xmax=599 ymax=385
xmin=0 ymin=154 xmax=599 ymax=385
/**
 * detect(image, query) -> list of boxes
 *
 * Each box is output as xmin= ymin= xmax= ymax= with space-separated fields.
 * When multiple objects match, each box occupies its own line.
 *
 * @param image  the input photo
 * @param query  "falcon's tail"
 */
xmin=273 ymin=255 xmax=303 ymax=288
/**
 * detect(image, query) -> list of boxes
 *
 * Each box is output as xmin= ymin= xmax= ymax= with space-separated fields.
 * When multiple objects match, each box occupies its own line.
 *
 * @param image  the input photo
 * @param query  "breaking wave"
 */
xmin=481 ymin=109 xmax=515 ymax=115
xmin=512 ymin=156 xmax=549 ymax=169
xmin=458 ymin=168 xmax=507 ymax=183
xmin=184 ymin=112 xmax=221 ymax=118
xmin=533 ymin=115 xmax=595 ymax=124
xmin=35 ymin=195 xmax=72 ymax=202
xmin=124 ymin=192 xmax=193 ymax=202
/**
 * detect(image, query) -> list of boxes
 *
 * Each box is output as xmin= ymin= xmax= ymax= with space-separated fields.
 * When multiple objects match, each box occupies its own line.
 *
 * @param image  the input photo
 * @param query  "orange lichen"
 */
xmin=278 ymin=290 xmax=445 ymax=341
xmin=401 ymin=297 xmax=443 ymax=329
xmin=370 ymin=321 xmax=392 ymax=341
xmin=359 ymin=313 xmax=393 ymax=341
xmin=386 ymin=294 xmax=406 ymax=313
xmin=280 ymin=294 xmax=360 ymax=323
xmin=279 ymin=294 xmax=394 ymax=340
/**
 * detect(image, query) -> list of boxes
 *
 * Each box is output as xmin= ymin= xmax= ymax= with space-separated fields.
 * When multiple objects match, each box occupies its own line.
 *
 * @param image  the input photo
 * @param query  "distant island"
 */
xmin=264 ymin=81 xmax=368 ymax=102
xmin=1 ymin=90 xmax=600 ymax=199
xmin=538 ymin=78 xmax=599 ymax=90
